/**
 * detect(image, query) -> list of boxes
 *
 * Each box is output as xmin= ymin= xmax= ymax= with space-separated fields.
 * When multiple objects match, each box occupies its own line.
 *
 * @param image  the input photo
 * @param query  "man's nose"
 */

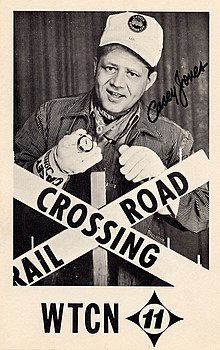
xmin=110 ymin=70 xmax=125 ymax=88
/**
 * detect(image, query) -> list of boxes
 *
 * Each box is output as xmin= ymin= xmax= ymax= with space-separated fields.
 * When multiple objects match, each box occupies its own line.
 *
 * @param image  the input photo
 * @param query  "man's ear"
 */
xmin=145 ymin=71 xmax=157 ymax=91
xmin=93 ymin=57 xmax=98 ymax=76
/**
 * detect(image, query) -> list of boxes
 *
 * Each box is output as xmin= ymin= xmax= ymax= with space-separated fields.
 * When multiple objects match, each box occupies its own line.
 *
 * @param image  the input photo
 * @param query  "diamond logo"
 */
xmin=126 ymin=291 xmax=183 ymax=346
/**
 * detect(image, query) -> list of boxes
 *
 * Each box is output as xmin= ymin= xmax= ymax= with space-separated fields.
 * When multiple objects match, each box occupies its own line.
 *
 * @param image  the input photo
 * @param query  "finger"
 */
xmin=132 ymin=166 xmax=164 ymax=183
xmin=122 ymin=161 xmax=146 ymax=181
xmin=119 ymin=146 xmax=140 ymax=165
xmin=78 ymin=145 xmax=102 ymax=161
xmin=120 ymin=151 xmax=147 ymax=175
xmin=80 ymin=149 xmax=103 ymax=171
xmin=132 ymin=171 xmax=149 ymax=183
xmin=62 ymin=133 xmax=81 ymax=147
xmin=74 ymin=129 xmax=87 ymax=135
xmin=118 ymin=144 xmax=129 ymax=155
xmin=63 ymin=130 xmax=90 ymax=147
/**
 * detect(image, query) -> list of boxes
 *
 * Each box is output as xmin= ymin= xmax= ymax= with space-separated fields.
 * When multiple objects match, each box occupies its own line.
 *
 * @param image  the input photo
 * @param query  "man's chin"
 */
xmin=101 ymin=103 xmax=127 ymax=117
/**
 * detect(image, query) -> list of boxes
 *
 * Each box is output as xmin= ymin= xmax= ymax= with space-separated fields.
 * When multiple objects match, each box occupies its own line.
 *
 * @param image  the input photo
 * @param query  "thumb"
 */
xmin=119 ymin=144 xmax=129 ymax=155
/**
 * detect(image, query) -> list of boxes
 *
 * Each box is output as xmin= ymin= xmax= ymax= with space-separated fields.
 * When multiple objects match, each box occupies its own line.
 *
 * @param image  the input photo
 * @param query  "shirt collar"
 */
xmin=64 ymin=90 xmax=92 ymax=117
xmin=64 ymin=89 xmax=161 ymax=139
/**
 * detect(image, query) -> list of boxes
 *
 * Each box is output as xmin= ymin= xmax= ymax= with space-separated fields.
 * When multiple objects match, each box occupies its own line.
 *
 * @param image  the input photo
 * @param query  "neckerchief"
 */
xmin=91 ymin=100 xmax=140 ymax=149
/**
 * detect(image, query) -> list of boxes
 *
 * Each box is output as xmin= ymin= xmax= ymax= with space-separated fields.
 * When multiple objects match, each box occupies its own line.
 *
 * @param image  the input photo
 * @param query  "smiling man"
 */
xmin=94 ymin=45 xmax=157 ymax=116
xmin=15 ymin=12 xmax=208 ymax=285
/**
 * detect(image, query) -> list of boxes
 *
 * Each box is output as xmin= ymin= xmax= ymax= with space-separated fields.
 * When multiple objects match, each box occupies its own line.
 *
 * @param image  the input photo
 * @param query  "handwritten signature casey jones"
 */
xmin=147 ymin=60 xmax=208 ymax=123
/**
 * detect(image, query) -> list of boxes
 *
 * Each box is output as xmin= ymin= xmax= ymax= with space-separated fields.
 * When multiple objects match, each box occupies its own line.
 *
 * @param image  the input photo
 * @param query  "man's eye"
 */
xmin=128 ymin=71 xmax=139 ymax=78
xmin=105 ymin=66 xmax=116 ymax=72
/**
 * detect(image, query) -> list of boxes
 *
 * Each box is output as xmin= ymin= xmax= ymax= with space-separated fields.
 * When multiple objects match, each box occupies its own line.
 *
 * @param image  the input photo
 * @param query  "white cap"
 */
xmin=99 ymin=12 xmax=163 ymax=67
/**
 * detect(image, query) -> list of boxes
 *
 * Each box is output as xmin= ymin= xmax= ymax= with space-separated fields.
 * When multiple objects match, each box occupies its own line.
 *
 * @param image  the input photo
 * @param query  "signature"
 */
xmin=147 ymin=60 xmax=208 ymax=123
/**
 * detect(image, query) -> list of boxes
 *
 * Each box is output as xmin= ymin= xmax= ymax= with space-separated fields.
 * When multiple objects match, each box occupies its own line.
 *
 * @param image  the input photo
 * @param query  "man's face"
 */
xmin=94 ymin=46 xmax=152 ymax=116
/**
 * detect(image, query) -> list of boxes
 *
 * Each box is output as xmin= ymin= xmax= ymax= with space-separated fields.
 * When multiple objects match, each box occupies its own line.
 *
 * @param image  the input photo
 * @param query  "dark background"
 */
xmin=14 ymin=11 xmax=209 ymax=280
xmin=14 ymin=11 xmax=209 ymax=156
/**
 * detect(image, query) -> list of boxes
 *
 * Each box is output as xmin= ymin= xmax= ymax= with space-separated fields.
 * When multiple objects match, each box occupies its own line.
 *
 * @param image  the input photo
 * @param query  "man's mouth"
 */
xmin=106 ymin=89 xmax=125 ymax=99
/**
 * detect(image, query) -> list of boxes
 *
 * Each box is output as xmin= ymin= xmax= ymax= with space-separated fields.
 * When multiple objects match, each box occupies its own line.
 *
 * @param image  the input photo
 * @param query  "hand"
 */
xmin=119 ymin=145 xmax=179 ymax=216
xmin=119 ymin=145 xmax=166 ymax=183
xmin=56 ymin=129 xmax=102 ymax=174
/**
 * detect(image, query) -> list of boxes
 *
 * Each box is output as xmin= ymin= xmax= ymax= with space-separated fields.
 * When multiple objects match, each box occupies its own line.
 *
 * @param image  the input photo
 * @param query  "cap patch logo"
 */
xmin=128 ymin=15 xmax=147 ymax=33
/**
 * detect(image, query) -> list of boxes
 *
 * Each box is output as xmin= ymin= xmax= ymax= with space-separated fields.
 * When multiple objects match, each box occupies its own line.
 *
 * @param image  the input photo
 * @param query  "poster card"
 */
xmin=1 ymin=1 xmax=220 ymax=349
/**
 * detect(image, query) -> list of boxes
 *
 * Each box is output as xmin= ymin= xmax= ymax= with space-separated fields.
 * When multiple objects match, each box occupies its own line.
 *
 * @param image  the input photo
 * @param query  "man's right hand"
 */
xmin=56 ymin=129 xmax=102 ymax=174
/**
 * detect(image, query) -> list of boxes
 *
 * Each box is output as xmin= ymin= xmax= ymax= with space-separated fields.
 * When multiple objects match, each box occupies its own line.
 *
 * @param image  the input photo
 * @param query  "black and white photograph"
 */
xmin=14 ymin=11 xmax=209 ymax=286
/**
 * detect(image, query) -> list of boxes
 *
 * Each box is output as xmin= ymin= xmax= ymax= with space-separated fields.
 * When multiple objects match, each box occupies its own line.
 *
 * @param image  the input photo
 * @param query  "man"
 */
xmin=15 ymin=12 xmax=208 ymax=285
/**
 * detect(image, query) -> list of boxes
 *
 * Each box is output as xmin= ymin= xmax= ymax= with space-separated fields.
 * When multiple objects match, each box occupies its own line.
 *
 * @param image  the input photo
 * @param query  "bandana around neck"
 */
xmin=92 ymin=100 xmax=140 ymax=140
xmin=96 ymin=105 xmax=130 ymax=123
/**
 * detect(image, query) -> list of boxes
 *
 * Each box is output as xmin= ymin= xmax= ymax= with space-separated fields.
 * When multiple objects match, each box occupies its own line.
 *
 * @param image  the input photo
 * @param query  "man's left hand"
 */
xmin=119 ymin=145 xmax=166 ymax=182
xmin=119 ymin=145 xmax=180 ymax=216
